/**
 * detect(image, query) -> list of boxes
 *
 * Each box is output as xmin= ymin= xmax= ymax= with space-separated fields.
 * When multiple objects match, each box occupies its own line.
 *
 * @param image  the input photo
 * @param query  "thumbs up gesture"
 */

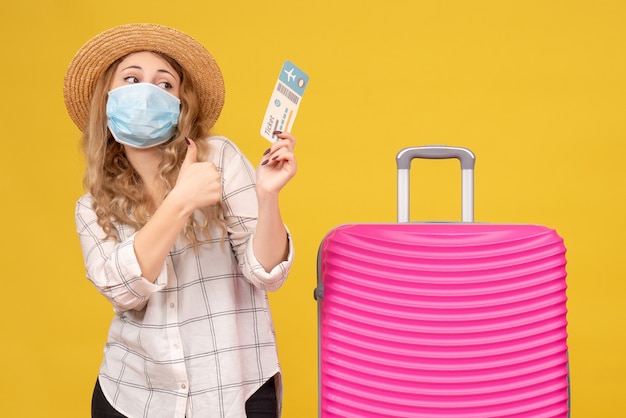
xmin=171 ymin=137 xmax=222 ymax=213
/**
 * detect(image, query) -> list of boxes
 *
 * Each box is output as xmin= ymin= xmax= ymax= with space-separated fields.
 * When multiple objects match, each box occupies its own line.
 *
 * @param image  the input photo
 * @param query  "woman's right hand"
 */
xmin=171 ymin=137 xmax=222 ymax=215
xmin=134 ymin=138 xmax=221 ymax=282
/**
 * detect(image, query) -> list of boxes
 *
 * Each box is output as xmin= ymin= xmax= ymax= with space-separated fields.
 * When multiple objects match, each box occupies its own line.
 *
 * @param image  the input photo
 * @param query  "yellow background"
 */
xmin=1 ymin=0 xmax=624 ymax=416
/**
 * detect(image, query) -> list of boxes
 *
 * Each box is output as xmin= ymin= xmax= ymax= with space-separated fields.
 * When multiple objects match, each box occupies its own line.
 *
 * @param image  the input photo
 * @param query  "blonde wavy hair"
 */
xmin=82 ymin=52 xmax=224 ymax=245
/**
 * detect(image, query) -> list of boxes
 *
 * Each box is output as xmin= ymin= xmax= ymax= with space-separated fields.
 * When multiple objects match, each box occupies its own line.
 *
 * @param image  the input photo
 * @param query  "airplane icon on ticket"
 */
xmin=284 ymin=68 xmax=296 ymax=82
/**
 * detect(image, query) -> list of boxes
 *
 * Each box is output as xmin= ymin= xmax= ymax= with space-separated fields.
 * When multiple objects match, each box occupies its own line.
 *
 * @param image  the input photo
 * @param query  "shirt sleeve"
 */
xmin=75 ymin=195 xmax=167 ymax=313
xmin=247 ymin=227 xmax=294 ymax=291
xmin=215 ymin=137 xmax=294 ymax=291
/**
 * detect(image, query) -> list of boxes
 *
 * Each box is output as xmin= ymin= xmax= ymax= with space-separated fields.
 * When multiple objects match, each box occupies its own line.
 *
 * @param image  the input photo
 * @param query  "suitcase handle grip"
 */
xmin=396 ymin=145 xmax=476 ymax=223
xmin=396 ymin=146 xmax=476 ymax=170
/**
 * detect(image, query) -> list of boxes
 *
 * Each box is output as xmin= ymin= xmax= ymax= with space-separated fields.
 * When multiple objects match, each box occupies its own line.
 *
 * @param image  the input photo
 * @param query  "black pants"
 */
xmin=92 ymin=377 xmax=277 ymax=417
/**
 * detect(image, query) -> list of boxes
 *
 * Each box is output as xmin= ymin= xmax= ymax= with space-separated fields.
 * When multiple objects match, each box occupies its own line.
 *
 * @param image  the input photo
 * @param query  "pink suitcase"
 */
xmin=314 ymin=146 xmax=569 ymax=417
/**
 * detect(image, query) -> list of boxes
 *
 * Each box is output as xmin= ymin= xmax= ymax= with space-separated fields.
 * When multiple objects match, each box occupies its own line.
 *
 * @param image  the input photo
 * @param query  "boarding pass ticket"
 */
xmin=260 ymin=60 xmax=309 ymax=142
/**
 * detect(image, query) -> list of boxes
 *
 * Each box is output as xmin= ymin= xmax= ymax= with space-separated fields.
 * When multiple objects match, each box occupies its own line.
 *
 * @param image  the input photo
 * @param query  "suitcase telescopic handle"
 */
xmin=396 ymin=145 xmax=476 ymax=223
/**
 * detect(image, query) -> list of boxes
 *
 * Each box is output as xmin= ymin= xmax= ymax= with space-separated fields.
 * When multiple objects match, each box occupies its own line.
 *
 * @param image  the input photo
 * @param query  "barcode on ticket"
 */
xmin=277 ymin=82 xmax=300 ymax=105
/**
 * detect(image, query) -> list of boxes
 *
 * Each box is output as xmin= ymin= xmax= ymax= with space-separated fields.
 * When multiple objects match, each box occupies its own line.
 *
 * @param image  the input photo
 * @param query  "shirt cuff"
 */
xmin=246 ymin=227 xmax=294 ymax=291
xmin=106 ymin=233 xmax=167 ymax=310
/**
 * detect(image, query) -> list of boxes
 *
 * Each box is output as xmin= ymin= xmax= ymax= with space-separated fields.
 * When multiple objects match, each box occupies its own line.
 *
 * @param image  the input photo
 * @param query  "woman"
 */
xmin=63 ymin=24 xmax=296 ymax=418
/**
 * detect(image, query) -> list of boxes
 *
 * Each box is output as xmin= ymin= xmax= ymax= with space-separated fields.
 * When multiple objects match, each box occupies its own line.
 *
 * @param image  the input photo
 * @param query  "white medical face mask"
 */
xmin=106 ymin=83 xmax=181 ymax=149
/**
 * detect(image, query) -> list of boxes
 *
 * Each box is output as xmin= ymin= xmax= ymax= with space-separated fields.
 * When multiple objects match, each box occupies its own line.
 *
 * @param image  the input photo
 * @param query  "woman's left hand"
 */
xmin=256 ymin=131 xmax=297 ymax=195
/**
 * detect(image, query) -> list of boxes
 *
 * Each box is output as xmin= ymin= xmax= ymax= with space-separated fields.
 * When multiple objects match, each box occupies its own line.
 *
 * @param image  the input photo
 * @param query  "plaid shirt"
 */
xmin=75 ymin=136 xmax=293 ymax=418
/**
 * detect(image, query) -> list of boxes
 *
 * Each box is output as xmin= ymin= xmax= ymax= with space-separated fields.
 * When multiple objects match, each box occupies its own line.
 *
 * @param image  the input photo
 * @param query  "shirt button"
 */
xmin=170 ymin=303 xmax=175 ymax=308
xmin=181 ymin=383 xmax=187 ymax=389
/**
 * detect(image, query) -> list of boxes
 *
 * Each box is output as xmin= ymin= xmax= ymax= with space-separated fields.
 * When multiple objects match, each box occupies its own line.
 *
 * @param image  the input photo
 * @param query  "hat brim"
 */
xmin=63 ymin=23 xmax=225 ymax=132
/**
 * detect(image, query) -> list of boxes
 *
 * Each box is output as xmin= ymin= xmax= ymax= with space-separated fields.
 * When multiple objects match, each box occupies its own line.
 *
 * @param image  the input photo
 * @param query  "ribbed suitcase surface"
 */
xmin=318 ymin=223 xmax=568 ymax=417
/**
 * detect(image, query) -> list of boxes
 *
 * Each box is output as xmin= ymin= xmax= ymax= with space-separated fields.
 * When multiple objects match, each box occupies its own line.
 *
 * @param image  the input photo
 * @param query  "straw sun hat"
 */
xmin=63 ymin=23 xmax=225 ymax=132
